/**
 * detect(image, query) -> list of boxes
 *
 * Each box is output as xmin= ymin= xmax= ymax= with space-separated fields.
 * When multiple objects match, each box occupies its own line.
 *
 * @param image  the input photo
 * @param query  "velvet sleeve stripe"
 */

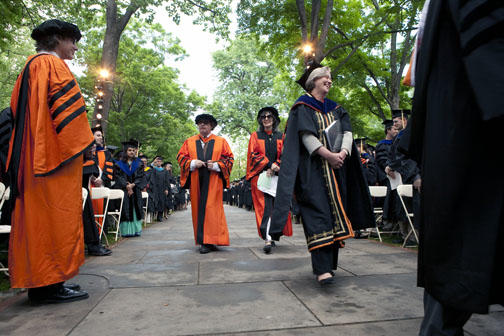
xmin=52 ymin=92 xmax=82 ymax=120
xmin=457 ymin=1 xmax=504 ymax=55
xmin=48 ymin=79 xmax=76 ymax=109
xmin=250 ymin=156 xmax=265 ymax=173
xmin=55 ymin=105 xmax=86 ymax=134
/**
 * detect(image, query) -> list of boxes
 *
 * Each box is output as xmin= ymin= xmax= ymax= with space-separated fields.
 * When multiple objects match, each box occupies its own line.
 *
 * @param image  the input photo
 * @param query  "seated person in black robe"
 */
xmin=82 ymin=144 xmax=111 ymax=256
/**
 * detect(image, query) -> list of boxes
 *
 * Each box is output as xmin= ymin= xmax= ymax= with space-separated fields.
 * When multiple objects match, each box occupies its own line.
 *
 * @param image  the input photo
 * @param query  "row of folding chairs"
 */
xmin=0 ymin=182 xmax=11 ymax=275
xmin=89 ymin=187 xmax=125 ymax=244
xmin=368 ymin=184 xmax=419 ymax=247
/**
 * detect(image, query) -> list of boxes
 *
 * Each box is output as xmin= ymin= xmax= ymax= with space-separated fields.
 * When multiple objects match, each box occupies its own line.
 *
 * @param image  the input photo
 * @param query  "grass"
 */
xmin=0 ymin=273 xmax=10 ymax=291
xmin=367 ymin=231 xmax=418 ymax=251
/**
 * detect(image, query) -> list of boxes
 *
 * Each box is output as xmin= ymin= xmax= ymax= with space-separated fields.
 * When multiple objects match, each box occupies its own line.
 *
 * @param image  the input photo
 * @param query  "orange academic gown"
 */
xmin=246 ymin=131 xmax=292 ymax=238
xmin=92 ymin=149 xmax=114 ymax=227
xmin=6 ymin=54 xmax=93 ymax=288
xmin=177 ymin=133 xmax=234 ymax=246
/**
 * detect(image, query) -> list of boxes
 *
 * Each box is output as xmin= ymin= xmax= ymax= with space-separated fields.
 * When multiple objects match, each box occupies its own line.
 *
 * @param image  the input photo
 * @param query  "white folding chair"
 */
xmin=368 ymin=186 xmax=387 ymax=241
xmin=396 ymin=184 xmax=419 ymax=247
xmin=82 ymin=188 xmax=88 ymax=210
xmin=0 ymin=185 xmax=11 ymax=276
xmin=142 ymin=191 xmax=149 ymax=227
xmin=91 ymin=187 xmax=110 ymax=246
xmin=0 ymin=182 xmax=7 ymax=210
xmin=106 ymin=189 xmax=124 ymax=241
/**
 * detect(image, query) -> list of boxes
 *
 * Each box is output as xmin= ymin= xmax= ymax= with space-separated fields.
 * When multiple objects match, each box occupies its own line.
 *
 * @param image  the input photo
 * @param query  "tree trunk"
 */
xmin=92 ymin=0 xmax=138 ymax=135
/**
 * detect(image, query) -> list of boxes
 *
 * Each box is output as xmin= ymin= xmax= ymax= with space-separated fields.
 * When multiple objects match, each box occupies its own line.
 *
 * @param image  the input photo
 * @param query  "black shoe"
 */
xmin=63 ymin=282 xmax=81 ymax=291
xmin=263 ymin=243 xmax=272 ymax=254
xmin=317 ymin=276 xmax=335 ymax=286
xmin=88 ymin=244 xmax=112 ymax=256
xmin=199 ymin=245 xmax=211 ymax=254
xmin=207 ymin=244 xmax=219 ymax=251
xmin=29 ymin=284 xmax=89 ymax=304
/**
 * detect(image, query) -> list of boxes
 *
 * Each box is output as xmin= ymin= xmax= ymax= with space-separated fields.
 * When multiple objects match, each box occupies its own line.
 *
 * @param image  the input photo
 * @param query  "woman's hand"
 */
xmin=271 ymin=163 xmax=280 ymax=173
xmin=326 ymin=152 xmax=345 ymax=169
xmin=317 ymin=146 xmax=346 ymax=169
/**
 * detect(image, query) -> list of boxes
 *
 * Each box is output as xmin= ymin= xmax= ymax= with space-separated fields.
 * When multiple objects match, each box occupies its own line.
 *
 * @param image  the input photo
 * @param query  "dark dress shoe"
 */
xmin=207 ymin=244 xmax=219 ymax=251
xmin=88 ymin=244 xmax=112 ymax=256
xmin=317 ymin=276 xmax=335 ymax=286
xmin=263 ymin=243 xmax=272 ymax=254
xmin=63 ymin=282 xmax=81 ymax=291
xmin=199 ymin=245 xmax=211 ymax=254
xmin=29 ymin=284 xmax=89 ymax=304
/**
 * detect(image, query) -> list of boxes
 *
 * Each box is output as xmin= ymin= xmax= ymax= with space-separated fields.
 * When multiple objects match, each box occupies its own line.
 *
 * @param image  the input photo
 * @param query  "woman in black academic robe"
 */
xmin=270 ymin=64 xmax=374 ymax=285
xmin=113 ymin=140 xmax=147 ymax=237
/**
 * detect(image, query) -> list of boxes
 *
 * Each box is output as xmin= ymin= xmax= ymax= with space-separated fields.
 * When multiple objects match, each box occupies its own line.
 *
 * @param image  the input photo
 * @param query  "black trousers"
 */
xmin=419 ymin=291 xmax=472 ymax=336
xmin=310 ymin=244 xmax=340 ymax=275
xmin=82 ymin=194 xmax=100 ymax=246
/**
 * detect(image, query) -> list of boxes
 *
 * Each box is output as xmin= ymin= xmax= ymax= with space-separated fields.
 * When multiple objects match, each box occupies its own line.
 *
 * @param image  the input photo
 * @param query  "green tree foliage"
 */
xmin=209 ymin=35 xmax=286 ymax=140
xmin=237 ymin=0 xmax=424 ymax=143
xmin=88 ymin=0 xmax=233 ymax=133
xmin=79 ymin=20 xmax=203 ymax=173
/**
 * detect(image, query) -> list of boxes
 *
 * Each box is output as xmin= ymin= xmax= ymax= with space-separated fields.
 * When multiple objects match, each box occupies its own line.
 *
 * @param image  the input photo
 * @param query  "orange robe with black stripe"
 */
xmin=246 ymin=131 xmax=292 ymax=238
xmin=177 ymin=133 xmax=233 ymax=246
xmin=92 ymin=148 xmax=114 ymax=227
xmin=6 ymin=54 xmax=93 ymax=288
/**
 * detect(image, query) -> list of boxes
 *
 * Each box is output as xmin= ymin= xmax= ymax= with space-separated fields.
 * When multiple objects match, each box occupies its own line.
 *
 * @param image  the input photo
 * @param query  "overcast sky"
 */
xmin=155 ymin=3 xmax=238 ymax=102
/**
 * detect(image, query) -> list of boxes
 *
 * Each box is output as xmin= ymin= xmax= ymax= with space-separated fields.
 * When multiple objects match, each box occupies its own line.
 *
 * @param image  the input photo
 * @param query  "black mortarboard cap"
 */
xmin=121 ymin=138 xmax=139 ymax=149
xmin=382 ymin=119 xmax=394 ymax=128
xmin=354 ymin=136 xmax=369 ymax=144
xmin=31 ymin=19 xmax=82 ymax=42
xmin=106 ymin=145 xmax=118 ymax=154
xmin=195 ymin=114 xmax=217 ymax=127
xmin=154 ymin=155 xmax=163 ymax=160
xmin=257 ymin=106 xmax=280 ymax=123
xmin=296 ymin=61 xmax=322 ymax=91
xmin=391 ymin=109 xmax=411 ymax=119
xmin=138 ymin=154 xmax=148 ymax=160
xmin=91 ymin=125 xmax=103 ymax=134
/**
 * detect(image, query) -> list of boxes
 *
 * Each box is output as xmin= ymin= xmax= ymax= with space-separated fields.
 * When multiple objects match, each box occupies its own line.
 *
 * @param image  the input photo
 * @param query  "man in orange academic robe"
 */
xmin=177 ymin=114 xmax=234 ymax=254
xmin=5 ymin=19 xmax=93 ymax=303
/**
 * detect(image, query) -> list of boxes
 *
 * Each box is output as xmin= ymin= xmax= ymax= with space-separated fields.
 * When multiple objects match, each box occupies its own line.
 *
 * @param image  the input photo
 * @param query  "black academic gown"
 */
xmin=82 ymin=159 xmax=100 ymax=245
xmin=113 ymin=159 xmax=147 ymax=221
xmin=147 ymin=167 xmax=169 ymax=213
xmin=409 ymin=0 xmax=504 ymax=314
xmin=361 ymin=153 xmax=377 ymax=186
xmin=270 ymin=95 xmax=374 ymax=250
xmin=375 ymin=140 xmax=392 ymax=186
xmin=386 ymin=128 xmax=421 ymax=225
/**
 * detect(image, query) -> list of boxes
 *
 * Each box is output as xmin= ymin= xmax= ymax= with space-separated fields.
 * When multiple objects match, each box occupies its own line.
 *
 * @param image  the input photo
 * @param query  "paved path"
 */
xmin=0 ymin=205 xmax=502 ymax=335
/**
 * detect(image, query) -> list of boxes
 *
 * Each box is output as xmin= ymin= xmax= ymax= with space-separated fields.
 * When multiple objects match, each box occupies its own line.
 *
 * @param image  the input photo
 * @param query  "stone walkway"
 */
xmin=0 ymin=205 xmax=502 ymax=335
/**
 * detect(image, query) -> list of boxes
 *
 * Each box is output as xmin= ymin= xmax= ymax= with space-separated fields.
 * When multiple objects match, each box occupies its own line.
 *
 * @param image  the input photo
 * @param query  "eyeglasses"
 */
xmin=260 ymin=115 xmax=273 ymax=120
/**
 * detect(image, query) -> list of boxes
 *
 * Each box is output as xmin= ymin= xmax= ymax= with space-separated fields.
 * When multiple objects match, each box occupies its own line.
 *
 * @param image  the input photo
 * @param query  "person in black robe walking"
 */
xmin=270 ymin=64 xmax=374 ymax=285
xmin=405 ymin=1 xmax=504 ymax=334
